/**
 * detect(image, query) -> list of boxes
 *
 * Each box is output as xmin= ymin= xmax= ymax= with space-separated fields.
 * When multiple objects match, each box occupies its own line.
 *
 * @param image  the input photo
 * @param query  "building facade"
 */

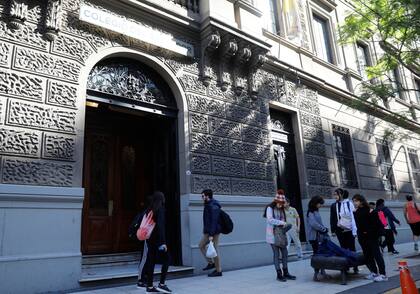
xmin=0 ymin=0 xmax=419 ymax=293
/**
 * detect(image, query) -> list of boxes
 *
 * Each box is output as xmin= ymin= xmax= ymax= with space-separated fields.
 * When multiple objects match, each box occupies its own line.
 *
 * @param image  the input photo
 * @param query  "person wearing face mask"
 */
xmin=263 ymin=190 xmax=296 ymax=282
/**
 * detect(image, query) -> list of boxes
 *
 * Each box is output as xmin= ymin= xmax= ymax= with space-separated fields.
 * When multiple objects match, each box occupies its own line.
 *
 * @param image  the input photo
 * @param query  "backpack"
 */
xmin=136 ymin=211 xmax=156 ymax=241
xmin=128 ymin=211 xmax=145 ymax=240
xmin=219 ymin=210 xmax=233 ymax=234
xmin=378 ymin=210 xmax=388 ymax=228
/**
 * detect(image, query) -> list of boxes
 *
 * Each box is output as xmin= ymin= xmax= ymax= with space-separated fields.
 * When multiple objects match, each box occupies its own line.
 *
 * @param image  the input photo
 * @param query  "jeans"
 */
xmin=144 ymin=241 xmax=170 ymax=287
xmin=199 ymin=234 xmax=221 ymax=272
xmin=138 ymin=241 xmax=148 ymax=282
xmin=286 ymin=228 xmax=302 ymax=257
xmin=383 ymin=229 xmax=396 ymax=252
xmin=336 ymin=230 xmax=356 ymax=251
xmin=359 ymin=236 xmax=386 ymax=275
xmin=270 ymin=244 xmax=288 ymax=271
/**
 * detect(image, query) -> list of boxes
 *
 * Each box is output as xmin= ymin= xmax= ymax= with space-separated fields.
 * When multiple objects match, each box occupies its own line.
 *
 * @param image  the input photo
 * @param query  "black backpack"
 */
xmin=128 ymin=211 xmax=144 ymax=240
xmin=219 ymin=209 xmax=233 ymax=234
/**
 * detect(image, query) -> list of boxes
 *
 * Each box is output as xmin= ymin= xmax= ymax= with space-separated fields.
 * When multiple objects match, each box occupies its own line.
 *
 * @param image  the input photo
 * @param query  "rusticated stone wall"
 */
xmin=0 ymin=0 xmax=331 ymax=197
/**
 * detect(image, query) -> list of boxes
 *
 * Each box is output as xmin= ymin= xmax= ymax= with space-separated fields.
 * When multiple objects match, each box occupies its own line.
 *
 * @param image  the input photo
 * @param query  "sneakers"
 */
xmin=137 ymin=281 xmax=147 ymax=288
xmin=156 ymin=283 xmax=172 ymax=293
xmin=415 ymin=243 xmax=419 ymax=251
xmin=374 ymin=274 xmax=388 ymax=282
xmin=202 ymin=263 xmax=215 ymax=271
xmin=208 ymin=270 xmax=223 ymax=277
xmin=365 ymin=273 xmax=378 ymax=280
xmin=392 ymin=250 xmax=399 ymax=254
xmin=146 ymin=287 xmax=161 ymax=293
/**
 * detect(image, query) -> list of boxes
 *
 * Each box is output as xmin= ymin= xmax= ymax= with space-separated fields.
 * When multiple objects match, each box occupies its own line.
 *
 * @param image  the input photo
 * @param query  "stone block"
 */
xmin=0 ymin=127 xmax=40 ymax=156
xmin=241 ymin=125 xmax=269 ymax=144
xmin=190 ymin=113 xmax=208 ymax=133
xmin=209 ymin=117 xmax=241 ymax=139
xmin=190 ymin=153 xmax=211 ymax=174
xmin=0 ymin=71 xmax=44 ymax=101
xmin=43 ymin=133 xmax=75 ymax=161
xmin=191 ymin=174 xmax=231 ymax=194
xmin=191 ymin=133 xmax=229 ymax=156
xmin=212 ymin=156 xmax=244 ymax=177
xmin=230 ymin=140 xmax=271 ymax=162
xmin=46 ymin=81 xmax=78 ymax=108
xmin=231 ymin=178 xmax=275 ymax=196
xmin=186 ymin=94 xmax=225 ymax=118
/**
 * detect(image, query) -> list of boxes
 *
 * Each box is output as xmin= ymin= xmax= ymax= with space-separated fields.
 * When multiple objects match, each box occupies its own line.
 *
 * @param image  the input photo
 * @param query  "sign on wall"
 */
xmin=79 ymin=4 xmax=194 ymax=57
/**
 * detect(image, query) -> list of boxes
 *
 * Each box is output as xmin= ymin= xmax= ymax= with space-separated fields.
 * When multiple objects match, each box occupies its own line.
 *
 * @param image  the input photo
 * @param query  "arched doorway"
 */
xmin=81 ymin=57 xmax=181 ymax=264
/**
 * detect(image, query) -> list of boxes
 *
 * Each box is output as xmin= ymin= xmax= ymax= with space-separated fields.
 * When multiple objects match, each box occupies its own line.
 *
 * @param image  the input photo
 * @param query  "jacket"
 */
xmin=376 ymin=205 xmax=400 ymax=234
xmin=353 ymin=206 xmax=383 ymax=240
xmin=330 ymin=199 xmax=357 ymax=236
xmin=307 ymin=210 xmax=328 ymax=241
xmin=203 ymin=199 xmax=221 ymax=236
xmin=265 ymin=206 xmax=287 ymax=244
xmin=148 ymin=207 xmax=166 ymax=247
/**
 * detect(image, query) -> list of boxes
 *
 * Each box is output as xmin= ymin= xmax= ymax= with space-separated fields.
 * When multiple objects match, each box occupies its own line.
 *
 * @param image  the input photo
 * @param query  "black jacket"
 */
xmin=203 ymin=199 xmax=221 ymax=236
xmin=148 ymin=207 xmax=166 ymax=247
xmin=330 ymin=201 xmax=341 ymax=234
xmin=353 ymin=206 xmax=383 ymax=240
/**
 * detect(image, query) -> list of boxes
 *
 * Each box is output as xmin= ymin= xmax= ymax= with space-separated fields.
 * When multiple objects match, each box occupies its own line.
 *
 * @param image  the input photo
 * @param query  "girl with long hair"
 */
xmin=352 ymin=194 xmax=387 ymax=282
xmin=264 ymin=190 xmax=296 ymax=282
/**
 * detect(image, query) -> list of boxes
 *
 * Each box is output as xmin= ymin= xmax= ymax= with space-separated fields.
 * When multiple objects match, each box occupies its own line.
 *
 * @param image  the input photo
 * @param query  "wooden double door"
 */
xmin=82 ymin=105 xmax=180 ymax=261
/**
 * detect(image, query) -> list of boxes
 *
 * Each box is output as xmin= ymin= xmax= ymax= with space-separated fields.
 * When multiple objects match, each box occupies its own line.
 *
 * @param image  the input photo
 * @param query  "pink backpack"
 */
xmin=378 ymin=210 xmax=388 ymax=227
xmin=136 ymin=211 xmax=156 ymax=241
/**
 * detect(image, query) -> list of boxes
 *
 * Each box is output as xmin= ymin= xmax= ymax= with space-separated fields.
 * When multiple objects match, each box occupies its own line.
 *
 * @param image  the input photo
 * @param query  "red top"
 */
xmin=405 ymin=201 xmax=420 ymax=224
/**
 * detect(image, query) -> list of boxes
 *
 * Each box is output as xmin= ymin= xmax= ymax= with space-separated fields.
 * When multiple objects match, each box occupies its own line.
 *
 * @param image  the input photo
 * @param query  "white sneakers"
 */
xmin=373 ymin=274 xmax=388 ymax=282
xmin=365 ymin=273 xmax=378 ymax=280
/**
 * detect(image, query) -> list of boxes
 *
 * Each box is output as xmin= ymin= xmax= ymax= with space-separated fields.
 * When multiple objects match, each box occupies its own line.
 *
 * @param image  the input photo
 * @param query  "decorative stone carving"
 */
xmin=2 ymin=158 xmax=73 ymax=186
xmin=302 ymin=125 xmax=324 ymax=142
xmin=0 ymin=21 xmax=48 ymax=50
xmin=14 ymin=48 xmax=80 ymax=82
xmin=0 ymin=99 xmax=4 ymax=124
xmin=212 ymin=156 xmax=244 ymax=177
xmin=7 ymin=0 xmax=28 ymax=30
xmin=232 ymin=45 xmax=252 ymax=95
xmin=26 ymin=2 xmax=43 ymax=23
xmin=299 ymin=98 xmax=320 ymax=115
xmin=180 ymin=74 xmax=207 ymax=94
xmin=247 ymin=52 xmax=267 ymax=98
xmin=0 ymin=71 xmax=44 ymax=101
xmin=44 ymin=0 xmax=62 ymax=41
xmin=226 ymin=105 xmax=268 ymax=127
xmin=161 ymin=56 xmax=200 ymax=75
xmin=52 ymin=34 xmax=94 ymax=63
xmin=308 ymin=169 xmax=331 ymax=186
xmin=7 ymin=100 xmax=76 ymax=133
xmin=245 ymin=161 xmax=268 ymax=179
xmin=0 ymin=42 xmax=12 ymax=67
xmin=305 ymin=154 xmax=329 ymax=171
xmin=306 ymin=88 xmax=318 ymax=101
xmin=191 ymin=133 xmax=229 ymax=155
xmin=191 ymin=153 xmax=211 ymax=174
xmin=62 ymin=0 xmax=80 ymax=11
xmin=218 ymin=37 xmax=238 ymax=91
xmin=304 ymin=140 xmax=326 ymax=156
xmin=300 ymin=112 xmax=322 ymax=128
xmin=0 ymin=127 xmax=40 ymax=156
xmin=231 ymin=178 xmax=275 ymax=196
xmin=230 ymin=140 xmax=270 ymax=162
xmin=43 ymin=133 xmax=75 ymax=160
xmin=209 ymin=117 xmax=241 ymax=139
xmin=307 ymin=185 xmax=332 ymax=198
xmin=46 ymin=81 xmax=77 ymax=108
xmin=242 ymin=125 xmax=269 ymax=144
xmin=200 ymin=31 xmax=221 ymax=86
xmin=87 ymin=60 xmax=176 ymax=108
xmin=190 ymin=113 xmax=208 ymax=133
xmin=192 ymin=174 xmax=231 ymax=194
xmin=332 ymin=124 xmax=350 ymax=135
xmin=186 ymin=94 xmax=225 ymax=117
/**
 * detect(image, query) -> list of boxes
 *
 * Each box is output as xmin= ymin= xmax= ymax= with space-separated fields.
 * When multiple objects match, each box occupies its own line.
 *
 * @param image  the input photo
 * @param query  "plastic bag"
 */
xmin=206 ymin=241 xmax=217 ymax=258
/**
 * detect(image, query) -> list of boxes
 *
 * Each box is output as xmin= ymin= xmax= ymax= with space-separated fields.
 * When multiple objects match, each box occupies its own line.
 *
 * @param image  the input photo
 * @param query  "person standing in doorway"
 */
xmin=403 ymin=195 xmax=420 ymax=251
xmin=199 ymin=189 xmax=223 ymax=277
xmin=284 ymin=195 xmax=303 ymax=259
xmin=143 ymin=191 xmax=172 ymax=293
xmin=376 ymin=199 xmax=400 ymax=254
xmin=353 ymin=194 xmax=387 ymax=282
xmin=264 ymin=191 xmax=296 ymax=281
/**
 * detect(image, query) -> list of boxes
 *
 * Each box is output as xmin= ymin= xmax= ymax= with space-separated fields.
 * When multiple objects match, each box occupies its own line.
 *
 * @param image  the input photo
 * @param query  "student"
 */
xmin=199 ymin=189 xmax=223 ymax=277
xmin=369 ymin=202 xmax=376 ymax=212
xmin=264 ymin=191 xmax=296 ymax=282
xmin=352 ymin=194 xmax=387 ymax=282
xmin=403 ymin=195 xmax=420 ymax=251
xmin=143 ymin=191 xmax=172 ymax=293
xmin=307 ymin=195 xmax=329 ymax=281
xmin=284 ymin=196 xmax=303 ymax=259
xmin=376 ymin=199 xmax=400 ymax=254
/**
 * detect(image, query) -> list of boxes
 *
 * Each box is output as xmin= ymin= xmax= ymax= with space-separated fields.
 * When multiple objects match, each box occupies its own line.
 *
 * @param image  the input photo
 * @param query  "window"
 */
xmin=388 ymin=68 xmax=404 ymax=99
xmin=415 ymin=78 xmax=420 ymax=104
xmin=267 ymin=0 xmax=280 ymax=34
xmin=332 ymin=125 xmax=358 ymax=188
xmin=376 ymin=139 xmax=396 ymax=191
xmin=312 ymin=14 xmax=333 ymax=63
xmin=356 ymin=43 xmax=370 ymax=80
xmin=408 ymin=148 xmax=420 ymax=192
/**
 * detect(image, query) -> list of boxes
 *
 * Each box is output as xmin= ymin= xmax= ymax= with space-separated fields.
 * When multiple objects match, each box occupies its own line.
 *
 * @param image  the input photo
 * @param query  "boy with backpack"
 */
xmin=376 ymin=199 xmax=400 ymax=254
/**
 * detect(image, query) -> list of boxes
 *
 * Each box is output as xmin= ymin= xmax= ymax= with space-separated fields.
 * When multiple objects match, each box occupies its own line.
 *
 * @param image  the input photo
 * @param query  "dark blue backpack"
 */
xmin=219 ymin=210 xmax=233 ymax=234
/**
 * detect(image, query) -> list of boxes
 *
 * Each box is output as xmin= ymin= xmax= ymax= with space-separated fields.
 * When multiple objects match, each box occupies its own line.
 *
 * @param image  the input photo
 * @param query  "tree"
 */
xmin=338 ymin=0 xmax=420 ymax=139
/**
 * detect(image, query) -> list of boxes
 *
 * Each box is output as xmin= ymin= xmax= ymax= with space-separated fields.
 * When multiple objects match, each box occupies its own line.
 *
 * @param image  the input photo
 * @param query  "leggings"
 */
xmin=270 ymin=244 xmax=288 ymax=270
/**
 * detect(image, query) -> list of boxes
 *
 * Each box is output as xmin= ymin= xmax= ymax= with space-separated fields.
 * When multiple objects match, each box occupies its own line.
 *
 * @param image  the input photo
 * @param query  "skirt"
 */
xmin=409 ymin=222 xmax=420 ymax=236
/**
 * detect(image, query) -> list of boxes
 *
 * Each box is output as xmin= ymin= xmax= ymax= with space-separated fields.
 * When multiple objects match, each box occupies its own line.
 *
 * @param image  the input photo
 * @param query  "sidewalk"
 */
xmin=71 ymin=242 xmax=420 ymax=294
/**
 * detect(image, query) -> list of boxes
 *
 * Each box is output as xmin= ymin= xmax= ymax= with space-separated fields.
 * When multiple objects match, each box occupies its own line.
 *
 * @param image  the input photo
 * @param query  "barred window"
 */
xmin=376 ymin=139 xmax=396 ymax=191
xmin=332 ymin=125 xmax=358 ymax=188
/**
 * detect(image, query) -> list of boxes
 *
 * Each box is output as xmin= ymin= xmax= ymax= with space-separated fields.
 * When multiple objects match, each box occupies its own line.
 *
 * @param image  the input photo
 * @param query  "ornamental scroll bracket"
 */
xmin=44 ymin=0 xmax=63 ymax=41
xmin=7 ymin=0 xmax=28 ymax=30
xmin=200 ymin=31 xmax=221 ymax=87
xmin=248 ymin=51 xmax=267 ymax=99
xmin=218 ymin=36 xmax=238 ymax=91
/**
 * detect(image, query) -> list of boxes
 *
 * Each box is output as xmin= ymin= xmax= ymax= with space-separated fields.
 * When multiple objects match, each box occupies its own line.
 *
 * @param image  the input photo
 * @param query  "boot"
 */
xmin=283 ymin=267 xmax=296 ymax=280
xmin=276 ymin=269 xmax=287 ymax=282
